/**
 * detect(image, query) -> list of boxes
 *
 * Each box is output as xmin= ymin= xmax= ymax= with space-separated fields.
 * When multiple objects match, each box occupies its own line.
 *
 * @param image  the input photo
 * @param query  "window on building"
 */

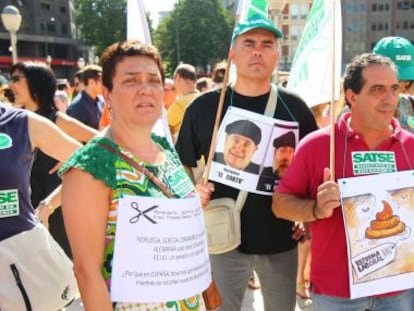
xmin=300 ymin=4 xmax=308 ymax=19
xmin=372 ymin=3 xmax=377 ymax=11
xmin=372 ymin=24 xmax=377 ymax=31
xmin=411 ymin=21 xmax=414 ymax=29
xmin=60 ymin=6 xmax=66 ymax=13
xmin=403 ymin=21 xmax=409 ymax=29
xmin=378 ymin=4 xmax=384 ymax=11
xmin=385 ymin=3 xmax=390 ymax=10
xmin=47 ymin=21 xmax=55 ymax=33
xmin=291 ymin=4 xmax=299 ymax=20
xmin=290 ymin=25 xmax=300 ymax=41
xmin=384 ymin=22 xmax=389 ymax=31
xmin=397 ymin=1 xmax=410 ymax=10
xmin=61 ymin=24 xmax=68 ymax=34
xmin=378 ymin=23 xmax=383 ymax=31
xmin=40 ymin=2 xmax=52 ymax=11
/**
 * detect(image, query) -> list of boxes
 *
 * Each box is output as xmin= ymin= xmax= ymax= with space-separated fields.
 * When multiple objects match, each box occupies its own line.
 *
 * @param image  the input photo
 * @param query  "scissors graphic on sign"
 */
xmin=129 ymin=202 xmax=159 ymax=224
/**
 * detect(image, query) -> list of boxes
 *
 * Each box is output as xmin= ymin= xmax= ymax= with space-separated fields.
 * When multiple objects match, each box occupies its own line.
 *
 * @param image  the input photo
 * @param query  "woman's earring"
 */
xmin=109 ymin=105 xmax=114 ymax=119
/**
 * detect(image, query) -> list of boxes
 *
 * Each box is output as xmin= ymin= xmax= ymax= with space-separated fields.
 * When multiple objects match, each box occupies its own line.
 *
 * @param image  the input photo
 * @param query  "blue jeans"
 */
xmin=312 ymin=288 xmax=414 ymax=311
xmin=210 ymin=248 xmax=297 ymax=311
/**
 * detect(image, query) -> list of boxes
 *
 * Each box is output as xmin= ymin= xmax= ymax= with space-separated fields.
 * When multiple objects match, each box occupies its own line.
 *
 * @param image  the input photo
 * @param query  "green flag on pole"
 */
xmin=287 ymin=0 xmax=342 ymax=108
xmin=237 ymin=0 xmax=268 ymax=21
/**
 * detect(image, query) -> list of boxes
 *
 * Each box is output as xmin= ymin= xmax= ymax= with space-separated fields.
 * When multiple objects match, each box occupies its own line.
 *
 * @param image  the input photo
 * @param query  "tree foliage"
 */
xmin=74 ymin=0 xmax=127 ymax=55
xmin=154 ymin=0 xmax=234 ymax=75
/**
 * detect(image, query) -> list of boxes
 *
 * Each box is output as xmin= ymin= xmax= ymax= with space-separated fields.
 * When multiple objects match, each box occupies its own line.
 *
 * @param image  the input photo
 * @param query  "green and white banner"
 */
xmin=236 ymin=0 xmax=268 ymax=21
xmin=287 ymin=0 xmax=342 ymax=108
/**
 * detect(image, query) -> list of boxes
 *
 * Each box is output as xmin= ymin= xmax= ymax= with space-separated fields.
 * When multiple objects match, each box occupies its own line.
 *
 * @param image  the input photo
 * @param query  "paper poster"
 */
xmin=338 ymin=170 xmax=414 ymax=299
xmin=110 ymin=195 xmax=211 ymax=303
xmin=209 ymin=106 xmax=299 ymax=195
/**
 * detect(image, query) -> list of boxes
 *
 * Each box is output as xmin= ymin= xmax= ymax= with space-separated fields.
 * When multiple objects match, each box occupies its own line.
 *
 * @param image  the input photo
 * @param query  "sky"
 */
xmin=143 ymin=0 xmax=178 ymax=28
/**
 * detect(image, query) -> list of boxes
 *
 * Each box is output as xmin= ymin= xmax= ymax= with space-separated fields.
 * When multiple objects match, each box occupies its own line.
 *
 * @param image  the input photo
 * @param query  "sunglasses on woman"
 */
xmin=10 ymin=75 xmax=25 ymax=83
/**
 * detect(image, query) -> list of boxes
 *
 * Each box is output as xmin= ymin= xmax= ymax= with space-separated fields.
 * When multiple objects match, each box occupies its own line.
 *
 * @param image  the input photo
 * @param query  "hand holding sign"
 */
xmin=315 ymin=168 xmax=341 ymax=219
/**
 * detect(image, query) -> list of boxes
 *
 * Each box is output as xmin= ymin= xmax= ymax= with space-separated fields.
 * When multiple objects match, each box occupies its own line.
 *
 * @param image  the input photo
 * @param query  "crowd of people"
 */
xmin=1 ymin=11 xmax=414 ymax=311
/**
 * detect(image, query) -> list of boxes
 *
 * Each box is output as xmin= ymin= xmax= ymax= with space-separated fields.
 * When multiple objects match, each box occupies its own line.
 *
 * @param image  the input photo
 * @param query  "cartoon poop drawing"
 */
xmin=365 ymin=200 xmax=405 ymax=239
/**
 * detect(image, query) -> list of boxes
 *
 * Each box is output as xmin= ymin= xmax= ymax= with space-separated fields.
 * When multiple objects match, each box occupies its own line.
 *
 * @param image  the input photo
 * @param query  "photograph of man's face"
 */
xmin=273 ymin=146 xmax=295 ymax=178
xmin=224 ymin=133 xmax=258 ymax=170
xmin=272 ymin=131 xmax=296 ymax=178
xmin=221 ymin=119 xmax=262 ymax=171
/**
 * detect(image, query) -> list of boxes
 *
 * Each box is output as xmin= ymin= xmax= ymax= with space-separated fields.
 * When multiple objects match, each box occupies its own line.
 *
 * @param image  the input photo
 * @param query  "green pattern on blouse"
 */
xmin=59 ymin=135 xmax=205 ymax=311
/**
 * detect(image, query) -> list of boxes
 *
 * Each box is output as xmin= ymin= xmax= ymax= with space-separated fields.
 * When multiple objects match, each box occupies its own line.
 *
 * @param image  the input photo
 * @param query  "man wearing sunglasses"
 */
xmin=67 ymin=65 xmax=104 ymax=130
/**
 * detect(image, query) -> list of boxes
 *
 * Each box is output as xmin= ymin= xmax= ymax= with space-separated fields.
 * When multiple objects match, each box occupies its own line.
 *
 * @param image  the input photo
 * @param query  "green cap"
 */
xmin=232 ymin=14 xmax=283 ymax=44
xmin=373 ymin=36 xmax=414 ymax=80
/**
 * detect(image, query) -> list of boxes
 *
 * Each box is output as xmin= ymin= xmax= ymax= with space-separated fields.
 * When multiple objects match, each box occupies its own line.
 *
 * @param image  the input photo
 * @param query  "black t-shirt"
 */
xmin=176 ymin=86 xmax=317 ymax=254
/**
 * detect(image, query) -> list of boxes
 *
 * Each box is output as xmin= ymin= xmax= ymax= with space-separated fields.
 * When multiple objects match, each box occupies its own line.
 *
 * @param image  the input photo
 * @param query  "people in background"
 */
xmin=9 ymin=62 xmax=97 ymax=257
xmin=373 ymin=36 xmax=414 ymax=133
xmin=196 ymin=77 xmax=212 ymax=92
xmin=167 ymin=63 xmax=199 ymax=140
xmin=54 ymin=90 xmax=69 ymax=112
xmin=67 ymin=65 xmax=104 ymax=129
xmin=163 ymin=77 xmax=176 ymax=109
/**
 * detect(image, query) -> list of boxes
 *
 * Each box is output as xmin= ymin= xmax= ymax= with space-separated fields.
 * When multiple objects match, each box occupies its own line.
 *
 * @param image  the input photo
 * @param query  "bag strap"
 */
xmin=98 ymin=139 xmax=175 ymax=199
xmin=235 ymin=84 xmax=278 ymax=212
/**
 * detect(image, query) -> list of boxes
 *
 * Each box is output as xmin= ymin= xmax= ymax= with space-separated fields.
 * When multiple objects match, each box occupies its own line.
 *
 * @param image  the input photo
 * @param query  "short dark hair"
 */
xmin=174 ymin=64 xmax=196 ymax=81
xmin=81 ymin=64 xmax=102 ymax=86
xmin=343 ymin=53 xmax=397 ymax=107
xmin=196 ymin=77 xmax=211 ymax=91
xmin=74 ymin=69 xmax=83 ymax=82
xmin=11 ymin=62 xmax=57 ymax=116
xmin=100 ymin=40 xmax=165 ymax=92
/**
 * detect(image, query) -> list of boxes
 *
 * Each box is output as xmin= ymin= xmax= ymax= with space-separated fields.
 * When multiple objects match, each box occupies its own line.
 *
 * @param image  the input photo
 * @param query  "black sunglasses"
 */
xmin=10 ymin=75 xmax=25 ymax=83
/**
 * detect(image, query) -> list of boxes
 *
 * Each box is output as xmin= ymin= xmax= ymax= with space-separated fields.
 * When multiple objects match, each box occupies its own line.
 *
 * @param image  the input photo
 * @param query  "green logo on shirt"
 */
xmin=0 ymin=133 xmax=12 ymax=149
xmin=0 ymin=189 xmax=19 ymax=217
xmin=352 ymin=152 xmax=396 ymax=175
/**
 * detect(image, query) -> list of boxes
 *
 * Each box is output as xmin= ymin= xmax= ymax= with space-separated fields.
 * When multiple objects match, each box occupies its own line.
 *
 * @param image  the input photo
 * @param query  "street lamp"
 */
xmin=1 ymin=5 xmax=22 ymax=65
xmin=44 ymin=17 xmax=55 ymax=58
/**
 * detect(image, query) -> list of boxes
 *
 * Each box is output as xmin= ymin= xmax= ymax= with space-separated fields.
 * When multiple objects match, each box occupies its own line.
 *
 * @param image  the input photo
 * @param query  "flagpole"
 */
xmin=202 ymin=18 xmax=239 ymax=185
xmin=202 ymin=0 xmax=267 ymax=185
xmin=329 ymin=0 xmax=336 ymax=181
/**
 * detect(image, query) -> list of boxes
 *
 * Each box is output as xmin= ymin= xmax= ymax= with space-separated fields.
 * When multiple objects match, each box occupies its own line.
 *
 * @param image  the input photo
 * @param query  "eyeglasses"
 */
xmin=10 ymin=75 xmax=25 ymax=83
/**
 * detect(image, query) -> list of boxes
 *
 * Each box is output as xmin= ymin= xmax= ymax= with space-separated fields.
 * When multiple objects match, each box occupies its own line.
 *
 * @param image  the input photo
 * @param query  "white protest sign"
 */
xmin=209 ymin=107 xmax=298 ymax=196
xmin=351 ymin=242 xmax=396 ymax=279
xmin=339 ymin=170 xmax=414 ymax=299
xmin=110 ymin=195 xmax=211 ymax=303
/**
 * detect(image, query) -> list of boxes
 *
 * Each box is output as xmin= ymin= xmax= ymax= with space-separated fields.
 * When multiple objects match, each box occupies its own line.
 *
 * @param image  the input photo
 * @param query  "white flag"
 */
xmin=126 ymin=0 xmax=174 ymax=145
xmin=127 ymin=0 xmax=151 ymax=44
xmin=287 ymin=0 xmax=342 ymax=108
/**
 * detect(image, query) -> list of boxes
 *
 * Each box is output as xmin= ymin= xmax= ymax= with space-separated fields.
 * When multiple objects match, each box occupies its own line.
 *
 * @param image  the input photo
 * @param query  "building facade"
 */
xmin=344 ymin=0 xmax=414 ymax=64
xmin=0 ymin=0 xmax=91 ymax=79
xmin=270 ymin=0 xmax=414 ymax=71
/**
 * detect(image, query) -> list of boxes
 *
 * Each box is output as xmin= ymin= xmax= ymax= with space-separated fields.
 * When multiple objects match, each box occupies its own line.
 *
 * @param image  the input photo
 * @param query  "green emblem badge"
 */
xmin=407 ymin=116 xmax=414 ymax=129
xmin=352 ymin=151 xmax=396 ymax=175
xmin=0 ymin=133 xmax=12 ymax=149
xmin=0 ymin=189 xmax=19 ymax=218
